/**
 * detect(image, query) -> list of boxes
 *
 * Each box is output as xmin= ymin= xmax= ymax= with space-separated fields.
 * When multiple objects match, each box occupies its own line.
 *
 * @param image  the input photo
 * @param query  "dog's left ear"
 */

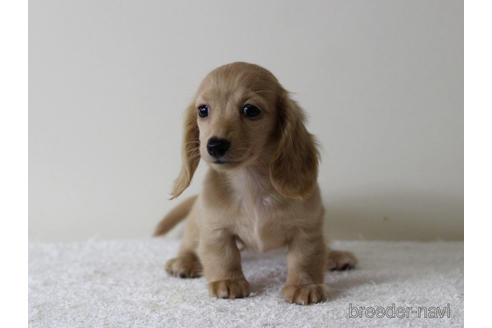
xmin=269 ymin=91 xmax=319 ymax=199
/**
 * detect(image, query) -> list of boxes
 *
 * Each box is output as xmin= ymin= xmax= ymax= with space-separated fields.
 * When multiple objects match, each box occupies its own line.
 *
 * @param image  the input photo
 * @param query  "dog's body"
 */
xmin=155 ymin=62 xmax=356 ymax=304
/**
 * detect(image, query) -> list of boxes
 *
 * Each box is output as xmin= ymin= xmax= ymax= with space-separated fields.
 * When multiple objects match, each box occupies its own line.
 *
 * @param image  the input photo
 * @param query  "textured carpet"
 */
xmin=28 ymin=238 xmax=463 ymax=327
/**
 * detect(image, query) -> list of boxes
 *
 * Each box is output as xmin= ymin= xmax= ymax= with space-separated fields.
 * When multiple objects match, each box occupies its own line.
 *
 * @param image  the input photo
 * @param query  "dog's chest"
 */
xmin=234 ymin=195 xmax=288 ymax=252
xmin=229 ymin=170 xmax=289 ymax=251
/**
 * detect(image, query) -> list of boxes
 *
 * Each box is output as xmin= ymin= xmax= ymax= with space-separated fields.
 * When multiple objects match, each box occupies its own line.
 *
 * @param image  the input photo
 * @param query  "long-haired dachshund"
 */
xmin=154 ymin=62 xmax=356 ymax=305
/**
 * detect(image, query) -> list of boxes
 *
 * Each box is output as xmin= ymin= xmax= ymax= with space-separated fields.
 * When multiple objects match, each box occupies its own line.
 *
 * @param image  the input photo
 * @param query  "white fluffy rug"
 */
xmin=29 ymin=238 xmax=463 ymax=327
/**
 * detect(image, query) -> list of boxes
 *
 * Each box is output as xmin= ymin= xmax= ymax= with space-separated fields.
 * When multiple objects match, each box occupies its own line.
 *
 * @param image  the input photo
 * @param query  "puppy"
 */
xmin=154 ymin=62 xmax=356 ymax=305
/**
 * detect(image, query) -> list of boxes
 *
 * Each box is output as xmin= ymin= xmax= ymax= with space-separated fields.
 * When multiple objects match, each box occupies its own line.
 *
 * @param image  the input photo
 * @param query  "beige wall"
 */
xmin=29 ymin=0 xmax=463 ymax=241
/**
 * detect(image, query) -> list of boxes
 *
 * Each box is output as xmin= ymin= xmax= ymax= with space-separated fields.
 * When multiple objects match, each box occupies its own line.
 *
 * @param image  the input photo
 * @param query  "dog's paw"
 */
xmin=326 ymin=250 xmax=357 ymax=271
xmin=166 ymin=255 xmax=203 ymax=278
xmin=208 ymin=279 xmax=250 ymax=299
xmin=283 ymin=284 xmax=327 ymax=305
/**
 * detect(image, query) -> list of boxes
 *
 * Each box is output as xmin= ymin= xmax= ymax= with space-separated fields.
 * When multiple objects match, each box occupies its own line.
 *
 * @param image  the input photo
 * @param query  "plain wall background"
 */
xmin=29 ymin=0 xmax=463 ymax=242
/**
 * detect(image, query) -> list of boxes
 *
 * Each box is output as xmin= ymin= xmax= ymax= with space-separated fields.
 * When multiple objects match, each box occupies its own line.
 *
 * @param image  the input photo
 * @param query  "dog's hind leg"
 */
xmin=325 ymin=249 xmax=357 ymax=271
xmin=165 ymin=206 xmax=203 ymax=278
xmin=166 ymin=251 xmax=202 ymax=278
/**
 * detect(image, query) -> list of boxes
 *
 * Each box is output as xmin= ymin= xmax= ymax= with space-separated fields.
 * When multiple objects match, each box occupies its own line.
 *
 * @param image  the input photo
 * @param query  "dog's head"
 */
xmin=171 ymin=62 xmax=319 ymax=200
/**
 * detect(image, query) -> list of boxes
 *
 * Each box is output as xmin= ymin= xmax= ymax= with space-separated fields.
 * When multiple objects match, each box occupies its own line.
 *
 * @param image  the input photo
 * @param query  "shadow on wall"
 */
xmin=323 ymin=190 xmax=463 ymax=241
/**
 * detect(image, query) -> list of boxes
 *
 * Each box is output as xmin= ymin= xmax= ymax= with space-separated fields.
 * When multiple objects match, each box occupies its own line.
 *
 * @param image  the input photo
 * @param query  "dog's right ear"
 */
xmin=170 ymin=103 xmax=200 ymax=199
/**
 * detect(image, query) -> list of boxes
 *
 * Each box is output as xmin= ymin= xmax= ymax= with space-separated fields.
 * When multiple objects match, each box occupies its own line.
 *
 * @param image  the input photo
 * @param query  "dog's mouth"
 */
xmin=212 ymin=159 xmax=236 ymax=165
xmin=206 ymin=148 xmax=253 ymax=168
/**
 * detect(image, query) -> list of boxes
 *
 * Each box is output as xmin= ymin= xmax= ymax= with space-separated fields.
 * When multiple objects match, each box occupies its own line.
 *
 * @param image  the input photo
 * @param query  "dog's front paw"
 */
xmin=208 ymin=279 xmax=250 ymax=299
xmin=326 ymin=250 xmax=357 ymax=271
xmin=283 ymin=284 xmax=327 ymax=305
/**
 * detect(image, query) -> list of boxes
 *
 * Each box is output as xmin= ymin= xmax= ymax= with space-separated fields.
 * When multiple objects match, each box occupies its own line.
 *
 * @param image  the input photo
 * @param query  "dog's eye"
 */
xmin=242 ymin=104 xmax=261 ymax=118
xmin=198 ymin=105 xmax=209 ymax=118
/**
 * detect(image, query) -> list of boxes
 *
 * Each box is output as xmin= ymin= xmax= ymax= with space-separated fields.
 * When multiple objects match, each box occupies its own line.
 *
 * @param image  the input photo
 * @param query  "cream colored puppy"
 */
xmin=154 ymin=62 xmax=356 ymax=305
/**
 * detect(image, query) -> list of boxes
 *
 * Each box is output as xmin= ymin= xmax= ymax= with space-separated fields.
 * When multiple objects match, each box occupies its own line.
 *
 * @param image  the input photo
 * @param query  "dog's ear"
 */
xmin=170 ymin=103 xmax=200 ymax=199
xmin=269 ymin=91 xmax=319 ymax=199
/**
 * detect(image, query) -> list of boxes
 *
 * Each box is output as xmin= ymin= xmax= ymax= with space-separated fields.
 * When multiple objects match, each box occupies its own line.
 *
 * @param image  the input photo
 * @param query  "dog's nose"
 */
xmin=207 ymin=137 xmax=230 ymax=158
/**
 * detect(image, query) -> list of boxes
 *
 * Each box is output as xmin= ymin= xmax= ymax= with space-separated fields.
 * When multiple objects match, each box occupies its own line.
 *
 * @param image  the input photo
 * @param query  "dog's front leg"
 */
xmin=283 ymin=230 xmax=327 ymax=305
xmin=198 ymin=230 xmax=250 ymax=299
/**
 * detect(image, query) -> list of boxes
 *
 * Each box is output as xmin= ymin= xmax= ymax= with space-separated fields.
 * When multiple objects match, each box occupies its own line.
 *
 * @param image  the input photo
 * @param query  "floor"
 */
xmin=29 ymin=238 xmax=463 ymax=327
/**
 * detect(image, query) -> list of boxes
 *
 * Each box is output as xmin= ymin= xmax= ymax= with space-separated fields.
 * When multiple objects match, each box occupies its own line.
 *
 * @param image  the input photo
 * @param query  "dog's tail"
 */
xmin=153 ymin=195 xmax=198 ymax=236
